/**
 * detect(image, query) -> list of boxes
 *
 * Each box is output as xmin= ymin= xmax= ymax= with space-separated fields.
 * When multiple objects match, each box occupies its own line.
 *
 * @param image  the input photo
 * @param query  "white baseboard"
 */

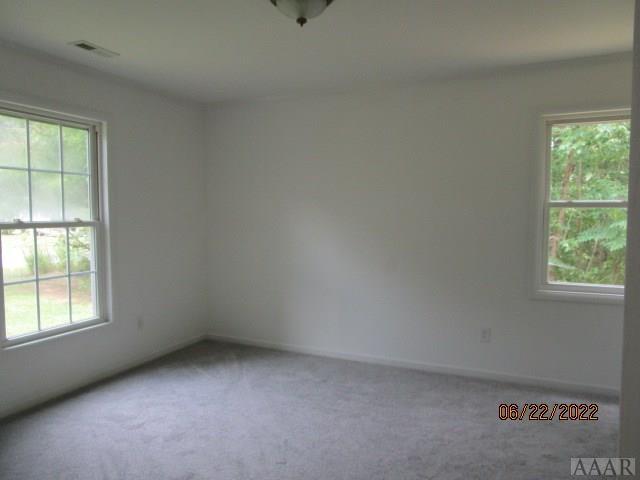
xmin=2 ymin=330 xmax=617 ymax=421
xmin=206 ymin=332 xmax=619 ymax=397
xmin=0 ymin=333 xmax=207 ymax=420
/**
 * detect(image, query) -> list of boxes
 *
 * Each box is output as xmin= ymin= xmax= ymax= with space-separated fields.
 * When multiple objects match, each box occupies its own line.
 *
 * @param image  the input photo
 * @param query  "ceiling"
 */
xmin=0 ymin=0 xmax=634 ymax=103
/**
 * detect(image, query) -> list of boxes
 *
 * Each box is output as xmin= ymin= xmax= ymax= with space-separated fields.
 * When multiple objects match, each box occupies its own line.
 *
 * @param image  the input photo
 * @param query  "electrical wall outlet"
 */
xmin=481 ymin=328 xmax=491 ymax=343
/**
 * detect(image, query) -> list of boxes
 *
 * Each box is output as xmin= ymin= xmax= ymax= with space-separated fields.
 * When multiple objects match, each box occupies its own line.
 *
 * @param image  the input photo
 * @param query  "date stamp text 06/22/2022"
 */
xmin=498 ymin=403 xmax=598 ymax=421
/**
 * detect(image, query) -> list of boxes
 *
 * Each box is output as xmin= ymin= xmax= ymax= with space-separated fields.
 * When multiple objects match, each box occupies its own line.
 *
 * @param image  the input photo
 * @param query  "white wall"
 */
xmin=0 ymin=43 xmax=209 ymax=418
xmin=0 ymin=45 xmax=629 ymax=419
xmin=206 ymin=54 xmax=631 ymax=393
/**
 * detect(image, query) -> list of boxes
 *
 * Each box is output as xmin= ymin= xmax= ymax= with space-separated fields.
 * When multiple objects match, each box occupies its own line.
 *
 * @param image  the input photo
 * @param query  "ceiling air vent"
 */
xmin=69 ymin=40 xmax=119 ymax=58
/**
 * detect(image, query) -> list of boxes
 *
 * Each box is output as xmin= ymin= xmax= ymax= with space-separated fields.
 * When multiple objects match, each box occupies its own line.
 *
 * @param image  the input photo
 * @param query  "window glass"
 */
xmin=30 ymin=121 xmax=61 ymax=171
xmin=62 ymin=127 xmax=89 ymax=173
xmin=0 ymin=114 xmax=27 ymax=168
xmin=547 ymin=207 xmax=626 ymax=286
xmin=550 ymin=120 xmax=630 ymax=201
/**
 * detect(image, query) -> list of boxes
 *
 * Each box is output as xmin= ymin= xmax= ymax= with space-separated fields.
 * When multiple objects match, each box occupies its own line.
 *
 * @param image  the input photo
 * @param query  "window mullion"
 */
xmin=33 ymin=228 xmax=41 ymax=332
xmin=547 ymin=200 xmax=628 ymax=208
xmin=66 ymin=227 xmax=72 ymax=323
xmin=90 ymin=127 xmax=99 ymax=222
xmin=0 ymin=221 xmax=99 ymax=230
xmin=0 ymin=231 xmax=5 ymax=341
xmin=3 ymin=271 xmax=95 ymax=287
xmin=26 ymin=119 xmax=33 ymax=221
xmin=60 ymin=126 xmax=65 ymax=221
xmin=0 ymin=165 xmax=89 ymax=176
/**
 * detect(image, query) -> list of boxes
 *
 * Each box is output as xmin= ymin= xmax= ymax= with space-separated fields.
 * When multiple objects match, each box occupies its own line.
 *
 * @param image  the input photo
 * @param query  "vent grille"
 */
xmin=75 ymin=42 xmax=96 ymax=51
xmin=69 ymin=40 xmax=119 ymax=58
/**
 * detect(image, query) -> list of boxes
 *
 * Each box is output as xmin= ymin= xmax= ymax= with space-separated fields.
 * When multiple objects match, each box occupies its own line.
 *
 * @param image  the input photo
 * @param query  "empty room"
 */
xmin=1 ymin=1 xmax=640 ymax=479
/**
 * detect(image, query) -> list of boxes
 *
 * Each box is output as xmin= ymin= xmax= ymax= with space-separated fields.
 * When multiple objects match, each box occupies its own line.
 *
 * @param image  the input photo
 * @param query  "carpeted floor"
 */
xmin=0 ymin=341 xmax=618 ymax=480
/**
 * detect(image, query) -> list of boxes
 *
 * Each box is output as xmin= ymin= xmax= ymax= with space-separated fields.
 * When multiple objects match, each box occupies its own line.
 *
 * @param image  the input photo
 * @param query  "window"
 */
xmin=534 ymin=110 xmax=630 ymax=302
xmin=0 ymin=103 xmax=107 ymax=346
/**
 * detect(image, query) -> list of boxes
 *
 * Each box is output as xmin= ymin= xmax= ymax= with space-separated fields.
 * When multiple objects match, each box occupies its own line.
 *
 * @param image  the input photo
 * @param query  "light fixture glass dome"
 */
xmin=270 ymin=0 xmax=334 ymax=26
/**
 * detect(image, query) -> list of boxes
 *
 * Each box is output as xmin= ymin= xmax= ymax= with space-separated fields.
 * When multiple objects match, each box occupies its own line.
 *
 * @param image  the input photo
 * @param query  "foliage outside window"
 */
xmin=538 ymin=111 xmax=630 ymax=301
xmin=0 ymin=105 xmax=105 ymax=345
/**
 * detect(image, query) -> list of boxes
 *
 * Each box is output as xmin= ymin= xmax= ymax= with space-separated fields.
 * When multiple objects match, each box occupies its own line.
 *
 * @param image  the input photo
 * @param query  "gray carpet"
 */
xmin=0 ymin=341 xmax=618 ymax=480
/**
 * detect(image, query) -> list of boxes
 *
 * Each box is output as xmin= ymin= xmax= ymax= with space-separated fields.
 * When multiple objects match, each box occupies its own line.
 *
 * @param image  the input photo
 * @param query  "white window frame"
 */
xmin=533 ymin=108 xmax=630 ymax=304
xmin=0 ymin=100 xmax=110 ymax=347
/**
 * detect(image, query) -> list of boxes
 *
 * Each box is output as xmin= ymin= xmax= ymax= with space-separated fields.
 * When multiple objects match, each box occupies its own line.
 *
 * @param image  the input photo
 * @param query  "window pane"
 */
xmin=1 ymin=229 xmax=35 ymax=282
xmin=30 ymin=121 xmax=60 ymax=171
xmin=63 ymin=174 xmax=90 ymax=220
xmin=547 ymin=207 xmax=626 ymax=286
xmin=62 ymin=127 xmax=89 ymax=173
xmin=0 ymin=115 xmax=27 ymax=168
xmin=36 ymin=228 xmax=67 ymax=278
xmin=4 ymin=282 xmax=38 ymax=338
xmin=69 ymin=227 xmax=93 ymax=273
xmin=71 ymin=273 xmax=96 ymax=322
xmin=32 ymin=171 xmax=62 ymax=221
xmin=550 ymin=120 xmax=630 ymax=201
xmin=39 ymin=277 xmax=69 ymax=329
xmin=0 ymin=168 xmax=29 ymax=221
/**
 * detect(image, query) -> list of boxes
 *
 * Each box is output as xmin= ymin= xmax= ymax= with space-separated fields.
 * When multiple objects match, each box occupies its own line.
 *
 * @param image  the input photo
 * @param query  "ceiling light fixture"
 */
xmin=270 ymin=0 xmax=334 ymax=27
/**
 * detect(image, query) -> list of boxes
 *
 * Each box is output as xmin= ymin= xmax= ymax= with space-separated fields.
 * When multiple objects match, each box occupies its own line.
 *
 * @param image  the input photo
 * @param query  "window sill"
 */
xmin=2 ymin=317 xmax=110 ymax=350
xmin=532 ymin=286 xmax=624 ymax=305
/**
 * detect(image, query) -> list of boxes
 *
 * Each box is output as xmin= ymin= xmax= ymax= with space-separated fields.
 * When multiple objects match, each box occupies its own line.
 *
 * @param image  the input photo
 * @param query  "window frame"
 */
xmin=533 ymin=109 xmax=630 ymax=304
xmin=0 ymin=101 xmax=110 ymax=347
